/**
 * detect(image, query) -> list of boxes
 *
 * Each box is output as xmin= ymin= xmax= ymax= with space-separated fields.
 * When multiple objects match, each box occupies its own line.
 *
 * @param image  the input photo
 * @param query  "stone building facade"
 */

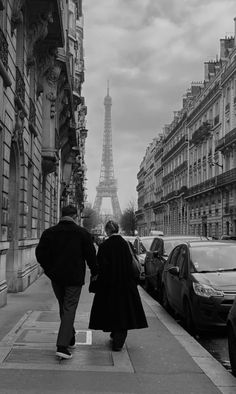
xmin=0 ymin=0 xmax=87 ymax=307
xmin=136 ymin=19 xmax=236 ymax=238
xmin=136 ymin=139 xmax=158 ymax=235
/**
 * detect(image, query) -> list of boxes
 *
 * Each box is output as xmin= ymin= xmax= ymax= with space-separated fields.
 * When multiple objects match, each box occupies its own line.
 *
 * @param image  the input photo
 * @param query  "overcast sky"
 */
xmin=83 ymin=0 xmax=235 ymax=213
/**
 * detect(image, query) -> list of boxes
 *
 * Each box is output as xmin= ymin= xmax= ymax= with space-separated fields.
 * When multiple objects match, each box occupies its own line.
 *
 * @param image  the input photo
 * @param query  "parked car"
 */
xmin=227 ymin=297 xmax=236 ymax=376
xmin=133 ymin=236 xmax=156 ymax=282
xmin=162 ymin=240 xmax=236 ymax=334
xmin=122 ymin=235 xmax=136 ymax=245
xmin=149 ymin=230 xmax=164 ymax=236
xmin=221 ymin=235 xmax=236 ymax=241
xmin=144 ymin=235 xmax=208 ymax=299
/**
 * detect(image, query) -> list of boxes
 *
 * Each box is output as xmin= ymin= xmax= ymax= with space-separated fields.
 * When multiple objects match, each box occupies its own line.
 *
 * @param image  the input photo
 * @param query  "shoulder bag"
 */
xmin=127 ymin=241 xmax=141 ymax=281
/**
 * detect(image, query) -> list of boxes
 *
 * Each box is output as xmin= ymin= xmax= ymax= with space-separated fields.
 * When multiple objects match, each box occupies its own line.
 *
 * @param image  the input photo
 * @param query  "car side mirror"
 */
xmin=168 ymin=266 xmax=179 ymax=276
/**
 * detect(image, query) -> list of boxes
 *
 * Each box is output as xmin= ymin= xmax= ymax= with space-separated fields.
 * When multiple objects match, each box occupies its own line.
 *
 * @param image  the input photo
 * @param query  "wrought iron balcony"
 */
xmin=217 ymin=168 xmax=236 ymax=187
xmin=162 ymin=136 xmax=186 ymax=163
xmin=0 ymin=27 xmax=8 ymax=70
xmin=29 ymin=98 xmax=38 ymax=136
xmin=187 ymin=177 xmax=217 ymax=198
xmin=215 ymin=127 xmax=236 ymax=152
xmin=0 ymin=26 xmax=11 ymax=87
xmin=15 ymin=67 xmax=25 ymax=105
xmin=29 ymin=98 xmax=36 ymax=126
xmin=187 ymin=168 xmax=236 ymax=198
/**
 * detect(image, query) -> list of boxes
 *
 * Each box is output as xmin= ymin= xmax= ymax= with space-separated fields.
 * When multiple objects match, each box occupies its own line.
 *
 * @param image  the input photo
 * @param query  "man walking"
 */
xmin=35 ymin=205 xmax=97 ymax=359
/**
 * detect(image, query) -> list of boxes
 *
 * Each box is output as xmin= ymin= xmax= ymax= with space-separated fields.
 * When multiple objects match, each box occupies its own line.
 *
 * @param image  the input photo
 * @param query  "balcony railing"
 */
xmin=215 ymin=127 xmax=236 ymax=152
xmin=0 ymin=27 xmax=8 ymax=70
xmin=187 ymin=168 xmax=236 ymax=198
xmin=15 ymin=67 xmax=25 ymax=105
xmin=217 ymin=168 xmax=236 ymax=187
xmin=162 ymin=136 xmax=186 ymax=162
xmin=187 ymin=177 xmax=217 ymax=197
xmin=29 ymin=98 xmax=36 ymax=126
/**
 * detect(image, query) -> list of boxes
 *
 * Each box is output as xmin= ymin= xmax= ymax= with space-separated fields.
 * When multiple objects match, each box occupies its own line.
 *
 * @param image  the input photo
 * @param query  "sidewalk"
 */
xmin=0 ymin=273 xmax=235 ymax=394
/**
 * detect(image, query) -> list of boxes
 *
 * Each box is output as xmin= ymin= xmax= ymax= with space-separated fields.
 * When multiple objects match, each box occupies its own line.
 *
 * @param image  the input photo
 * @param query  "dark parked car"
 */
xmin=162 ymin=241 xmax=236 ymax=334
xmin=133 ymin=236 xmax=156 ymax=282
xmin=144 ymin=235 xmax=208 ymax=299
xmin=227 ymin=297 xmax=236 ymax=376
xmin=221 ymin=235 xmax=236 ymax=241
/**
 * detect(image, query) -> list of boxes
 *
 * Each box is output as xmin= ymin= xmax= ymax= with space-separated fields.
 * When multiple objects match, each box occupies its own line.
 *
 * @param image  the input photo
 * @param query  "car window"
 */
xmin=151 ymin=238 xmax=164 ymax=254
xmin=190 ymin=245 xmax=236 ymax=272
xmin=133 ymin=239 xmax=139 ymax=253
xmin=176 ymin=246 xmax=188 ymax=278
xmin=168 ymin=246 xmax=181 ymax=267
xmin=141 ymin=238 xmax=154 ymax=251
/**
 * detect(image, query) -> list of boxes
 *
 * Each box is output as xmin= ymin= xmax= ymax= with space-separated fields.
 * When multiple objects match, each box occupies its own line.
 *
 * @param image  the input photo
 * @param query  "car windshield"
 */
xmin=164 ymin=237 xmax=205 ymax=256
xmin=164 ymin=241 xmax=180 ymax=255
xmin=190 ymin=245 xmax=236 ymax=272
xmin=140 ymin=238 xmax=154 ymax=251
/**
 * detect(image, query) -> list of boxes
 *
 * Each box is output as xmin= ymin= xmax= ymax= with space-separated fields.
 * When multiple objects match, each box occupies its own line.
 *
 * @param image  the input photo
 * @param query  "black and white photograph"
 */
xmin=0 ymin=0 xmax=236 ymax=393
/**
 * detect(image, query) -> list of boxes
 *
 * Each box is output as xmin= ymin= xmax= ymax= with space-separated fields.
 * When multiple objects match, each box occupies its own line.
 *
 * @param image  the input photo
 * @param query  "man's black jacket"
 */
xmin=35 ymin=220 xmax=97 ymax=286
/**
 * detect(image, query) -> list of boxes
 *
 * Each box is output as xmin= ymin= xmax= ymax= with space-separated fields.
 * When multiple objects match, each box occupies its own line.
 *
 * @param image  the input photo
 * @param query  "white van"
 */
xmin=149 ymin=230 xmax=164 ymax=236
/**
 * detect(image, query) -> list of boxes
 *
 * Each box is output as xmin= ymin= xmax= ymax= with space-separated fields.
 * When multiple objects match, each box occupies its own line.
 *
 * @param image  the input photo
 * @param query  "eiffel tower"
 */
xmin=93 ymin=83 xmax=122 ymax=220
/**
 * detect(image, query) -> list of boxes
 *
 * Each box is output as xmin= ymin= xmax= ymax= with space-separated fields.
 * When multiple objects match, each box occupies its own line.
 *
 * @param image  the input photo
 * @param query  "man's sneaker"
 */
xmin=68 ymin=336 xmax=76 ymax=349
xmin=56 ymin=347 xmax=72 ymax=359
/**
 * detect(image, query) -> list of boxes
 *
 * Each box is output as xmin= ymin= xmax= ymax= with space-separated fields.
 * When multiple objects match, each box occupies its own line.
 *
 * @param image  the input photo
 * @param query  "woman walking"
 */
xmin=89 ymin=220 xmax=148 ymax=351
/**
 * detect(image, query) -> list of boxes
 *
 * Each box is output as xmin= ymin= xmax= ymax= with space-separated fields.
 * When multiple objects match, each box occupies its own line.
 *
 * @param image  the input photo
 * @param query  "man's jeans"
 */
xmin=52 ymin=282 xmax=82 ymax=348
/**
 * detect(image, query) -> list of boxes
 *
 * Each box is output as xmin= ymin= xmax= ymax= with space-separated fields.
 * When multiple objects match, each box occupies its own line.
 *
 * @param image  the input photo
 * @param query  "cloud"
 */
xmin=83 ymin=0 xmax=236 ymax=212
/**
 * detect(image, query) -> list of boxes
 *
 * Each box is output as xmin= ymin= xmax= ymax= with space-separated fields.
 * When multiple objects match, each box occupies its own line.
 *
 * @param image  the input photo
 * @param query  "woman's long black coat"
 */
xmin=89 ymin=235 xmax=148 ymax=331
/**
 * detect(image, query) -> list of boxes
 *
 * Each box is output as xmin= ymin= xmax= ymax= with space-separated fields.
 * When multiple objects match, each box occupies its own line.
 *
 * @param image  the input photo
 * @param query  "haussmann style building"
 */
xmin=0 ymin=0 xmax=88 ymax=307
xmin=136 ymin=19 xmax=236 ymax=239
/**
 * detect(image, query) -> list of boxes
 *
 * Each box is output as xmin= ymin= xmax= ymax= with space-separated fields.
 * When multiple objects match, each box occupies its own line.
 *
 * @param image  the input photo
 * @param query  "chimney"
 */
xmin=220 ymin=37 xmax=234 ymax=59
xmin=204 ymin=62 xmax=210 ymax=82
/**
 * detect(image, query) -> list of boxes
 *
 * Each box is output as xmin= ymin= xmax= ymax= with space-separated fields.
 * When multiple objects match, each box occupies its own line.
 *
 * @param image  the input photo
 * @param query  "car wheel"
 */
xmin=162 ymin=286 xmax=171 ymax=312
xmin=183 ymin=299 xmax=196 ymax=336
xmin=228 ymin=323 xmax=236 ymax=376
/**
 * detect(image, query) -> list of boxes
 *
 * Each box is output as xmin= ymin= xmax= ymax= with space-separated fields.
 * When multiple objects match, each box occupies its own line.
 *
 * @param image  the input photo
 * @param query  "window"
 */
xmin=168 ymin=246 xmax=181 ymax=267
xmin=176 ymin=246 xmax=188 ymax=278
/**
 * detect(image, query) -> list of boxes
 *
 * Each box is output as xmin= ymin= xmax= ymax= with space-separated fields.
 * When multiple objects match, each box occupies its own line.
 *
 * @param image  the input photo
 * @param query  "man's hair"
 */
xmin=105 ymin=220 xmax=119 ymax=234
xmin=61 ymin=205 xmax=77 ymax=217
